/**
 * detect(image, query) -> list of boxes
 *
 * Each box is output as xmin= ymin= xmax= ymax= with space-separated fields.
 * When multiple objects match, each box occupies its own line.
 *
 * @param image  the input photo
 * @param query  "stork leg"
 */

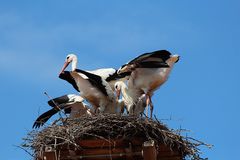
xmin=120 ymin=105 xmax=125 ymax=115
xmin=146 ymin=94 xmax=153 ymax=119
xmin=93 ymin=105 xmax=100 ymax=114
xmin=145 ymin=95 xmax=150 ymax=118
xmin=128 ymin=104 xmax=134 ymax=115
xmin=132 ymin=104 xmax=136 ymax=116
xmin=149 ymin=97 xmax=153 ymax=119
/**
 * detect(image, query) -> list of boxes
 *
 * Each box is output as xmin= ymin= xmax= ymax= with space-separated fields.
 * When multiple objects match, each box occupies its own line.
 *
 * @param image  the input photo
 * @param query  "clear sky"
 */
xmin=0 ymin=0 xmax=239 ymax=159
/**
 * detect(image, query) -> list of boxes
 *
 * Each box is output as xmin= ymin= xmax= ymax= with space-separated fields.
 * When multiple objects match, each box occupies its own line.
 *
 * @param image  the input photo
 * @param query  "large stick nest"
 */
xmin=22 ymin=114 xmax=211 ymax=159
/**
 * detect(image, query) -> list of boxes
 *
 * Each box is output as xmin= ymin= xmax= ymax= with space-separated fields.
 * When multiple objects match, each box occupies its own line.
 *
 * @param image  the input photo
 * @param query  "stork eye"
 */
xmin=66 ymin=56 xmax=70 ymax=59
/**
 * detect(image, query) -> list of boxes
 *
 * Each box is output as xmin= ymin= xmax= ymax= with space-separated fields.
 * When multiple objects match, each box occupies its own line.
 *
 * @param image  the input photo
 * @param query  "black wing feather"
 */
xmin=32 ymin=108 xmax=59 ymax=128
xmin=106 ymin=70 xmax=131 ymax=82
xmin=147 ymin=50 xmax=171 ymax=62
xmin=32 ymin=104 xmax=71 ymax=128
xmin=48 ymin=95 xmax=72 ymax=108
xmin=59 ymin=71 xmax=80 ymax=92
xmin=137 ymin=61 xmax=170 ymax=68
xmin=128 ymin=50 xmax=171 ymax=64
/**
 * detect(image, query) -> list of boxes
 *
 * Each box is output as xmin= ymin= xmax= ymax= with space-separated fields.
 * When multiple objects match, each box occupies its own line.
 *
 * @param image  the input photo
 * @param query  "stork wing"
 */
xmin=32 ymin=108 xmax=60 ymax=128
xmin=59 ymin=71 xmax=80 ymax=92
xmin=105 ymin=70 xmax=131 ymax=82
xmin=75 ymin=69 xmax=109 ymax=96
xmin=88 ymin=68 xmax=131 ymax=85
xmin=118 ymin=50 xmax=171 ymax=73
xmin=128 ymin=50 xmax=171 ymax=64
xmin=87 ymin=68 xmax=116 ymax=80
xmin=32 ymin=103 xmax=73 ymax=129
xmin=48 ymin=94 xmax=81 ymax=107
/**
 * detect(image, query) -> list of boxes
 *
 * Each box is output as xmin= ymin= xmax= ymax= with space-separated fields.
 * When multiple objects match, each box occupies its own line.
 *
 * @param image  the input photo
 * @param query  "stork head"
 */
xmin=59 ymin=54 xmax=78 ymax=75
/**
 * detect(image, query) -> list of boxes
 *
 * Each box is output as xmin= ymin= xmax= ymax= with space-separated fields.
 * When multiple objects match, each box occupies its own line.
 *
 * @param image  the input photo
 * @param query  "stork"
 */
xmin=59 ymin=54 xmax=130 ymax=90
xmin=114 ymin=81 xmax=146 ymax=115
xmin=117 ymin=50 xmax=180 ymax=118
xmin=32 ymin=94 xmax=92 ymax=128
xmin=59 ymin=54 xmax=122 ymax=113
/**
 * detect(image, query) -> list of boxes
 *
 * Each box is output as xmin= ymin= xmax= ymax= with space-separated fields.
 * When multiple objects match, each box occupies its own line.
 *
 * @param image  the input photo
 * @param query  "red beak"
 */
xmin=59 ymin=61 xmax=70 ymax=75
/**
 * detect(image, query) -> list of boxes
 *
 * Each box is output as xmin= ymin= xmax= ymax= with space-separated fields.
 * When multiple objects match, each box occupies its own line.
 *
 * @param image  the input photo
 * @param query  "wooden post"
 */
xmin=40 ymin=146 xmax=57 ymax=160
xmin=143 ymin=140 xmax=157 ymax=160
xmin=125 ymin=142 xmax=134 ymax=160
xmin=42 ymin=152 xmax=56 ymax=160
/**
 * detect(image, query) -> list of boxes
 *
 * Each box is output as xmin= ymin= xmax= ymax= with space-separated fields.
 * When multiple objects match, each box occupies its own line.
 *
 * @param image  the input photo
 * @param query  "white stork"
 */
xmin=32 ymin=94 xmax=92 ymax=128
xmin=114 ymin=81 xmax=146 ymax=116
xmin=117 ymin=50 xmax=180 ymax=118
xmin=59 ymin=54 xmax=130 ymax=90
xmin=115 ymin=81 xmax=146 ymax=115
xmin=59 ymin=54 xmax=123 ymax=114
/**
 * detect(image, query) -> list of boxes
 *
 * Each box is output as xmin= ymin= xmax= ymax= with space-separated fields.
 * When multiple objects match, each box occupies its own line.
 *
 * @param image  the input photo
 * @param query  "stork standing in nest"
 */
xmin=59 ymin=54 xmax=126 ymax=113
xmin=115 ymin=81 xmax=147 ymax=115
xmin=117 ymin=50 xmax=180 ymax=118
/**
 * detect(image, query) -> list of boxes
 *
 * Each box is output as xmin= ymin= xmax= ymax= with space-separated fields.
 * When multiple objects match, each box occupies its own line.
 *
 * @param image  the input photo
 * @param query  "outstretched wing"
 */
xmin=59 ymin=71 xmax=80 ymax=92
xmin=128 ymin=50 xmax=171 ymax=64
xmin=118 ymin=50 xmax=171 ymax=73
xmin=32 ymin=108 xmax=61 ymax=128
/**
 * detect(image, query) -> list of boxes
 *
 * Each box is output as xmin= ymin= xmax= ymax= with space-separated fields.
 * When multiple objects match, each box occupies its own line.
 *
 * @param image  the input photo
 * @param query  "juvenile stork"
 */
xmin=32 ymin=94 xmax=92 ymax=128
xmin=114 ymin=81 xmax=146 ymax=115
xmin=117 ymin=50 xmax=180 ymax=118
xmin=59 ymin=54 xmax=122 ymax=113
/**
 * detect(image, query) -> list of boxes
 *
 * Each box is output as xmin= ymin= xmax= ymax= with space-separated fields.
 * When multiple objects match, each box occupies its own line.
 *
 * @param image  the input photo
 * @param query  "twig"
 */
xmin=44 ymin=91 xmax=67 ymax=118
xmin=15 ymin=145 xmax=34 ymax=158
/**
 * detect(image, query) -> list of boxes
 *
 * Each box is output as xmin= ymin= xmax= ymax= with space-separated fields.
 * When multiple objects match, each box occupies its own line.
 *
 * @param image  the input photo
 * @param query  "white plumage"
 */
xmin=114 ymin=81 xmax=146 ymax=115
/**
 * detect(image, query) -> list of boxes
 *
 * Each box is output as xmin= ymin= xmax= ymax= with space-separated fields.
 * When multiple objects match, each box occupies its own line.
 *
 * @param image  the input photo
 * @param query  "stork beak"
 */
xmin=59 ymin=61 xmax=70 ymax=75
xmin=175 ymin=55 xmax=180 ymax=63
xmin=170 ymin=55 xmax=180 ymax=63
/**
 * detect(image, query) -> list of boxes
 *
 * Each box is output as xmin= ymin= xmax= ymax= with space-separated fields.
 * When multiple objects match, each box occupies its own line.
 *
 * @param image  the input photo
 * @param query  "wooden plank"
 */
xmin=75 ymin=138 xmax=145 ymax=148
xmin=41 ymin=149 xmax=182 ymax=160
xmin=39 ymin=138 xmax=183 ymax=160
xmin=158 ymin=151 xmax=181 ymax=157
xmin=58 ymin=146 xmax=143 ymax=160
xmin=157 ymin=156 xmax=182 ymax=160
xmin=60 ymin=150 xmax=142 ymax=160
xmin=59 ymin=146 xmax=142 ymax=155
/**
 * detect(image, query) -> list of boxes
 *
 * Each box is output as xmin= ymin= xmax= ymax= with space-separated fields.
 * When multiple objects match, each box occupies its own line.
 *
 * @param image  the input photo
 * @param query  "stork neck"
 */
xmin=119 ymin=82 xmax=136 ymax=105
xmin=120 ymin=83 xmax=128 ymax=98
xmin=72 ymin=58 xmax=78 ymax=71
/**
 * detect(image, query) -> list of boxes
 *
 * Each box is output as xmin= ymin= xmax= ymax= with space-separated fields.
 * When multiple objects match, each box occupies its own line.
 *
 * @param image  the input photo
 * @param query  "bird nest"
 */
xmin=22 ymin=114 xmax=211 ymax=160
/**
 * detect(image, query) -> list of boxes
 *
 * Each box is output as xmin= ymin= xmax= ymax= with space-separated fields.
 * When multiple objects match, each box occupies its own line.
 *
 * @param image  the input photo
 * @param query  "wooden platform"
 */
xmin=37 ymin=138 xmax=183 ymax=160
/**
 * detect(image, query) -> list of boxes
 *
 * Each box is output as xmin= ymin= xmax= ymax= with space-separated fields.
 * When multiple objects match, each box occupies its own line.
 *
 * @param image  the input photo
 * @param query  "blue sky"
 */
xmin=0 ymin=0 xmax=239 ymax=159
